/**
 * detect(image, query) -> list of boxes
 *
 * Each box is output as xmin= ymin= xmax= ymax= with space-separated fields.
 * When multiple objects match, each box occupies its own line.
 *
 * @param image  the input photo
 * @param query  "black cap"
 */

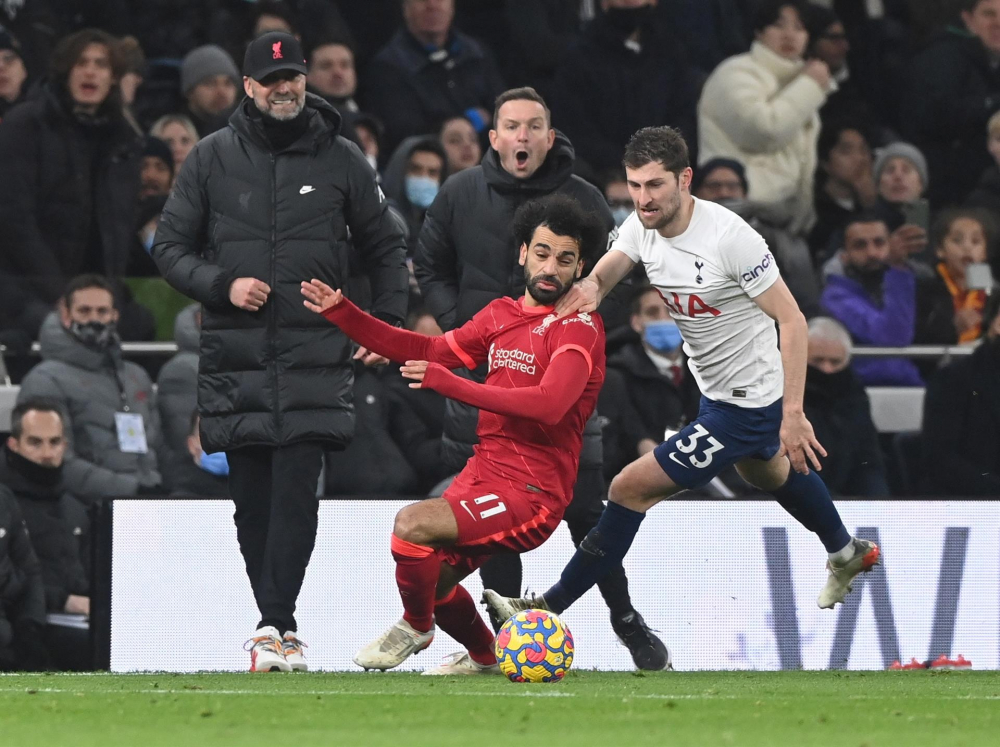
xmin=243 ymin=31 xmax=307 ymax=81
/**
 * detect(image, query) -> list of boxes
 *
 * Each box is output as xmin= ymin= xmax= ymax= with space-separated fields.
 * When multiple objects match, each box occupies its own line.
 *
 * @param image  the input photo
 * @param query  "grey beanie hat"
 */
xmin=873 ymin=142 xmax=929 ymax=190
xmin=181 ymin=44 xmax=240 ymax=94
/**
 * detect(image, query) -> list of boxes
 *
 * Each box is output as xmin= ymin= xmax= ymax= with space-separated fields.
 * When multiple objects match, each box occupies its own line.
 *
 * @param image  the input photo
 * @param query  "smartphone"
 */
xmin=900 ymin=198 xmax=930 ymax=232
xmin=966 ymin=262 xmax=994 ymax=291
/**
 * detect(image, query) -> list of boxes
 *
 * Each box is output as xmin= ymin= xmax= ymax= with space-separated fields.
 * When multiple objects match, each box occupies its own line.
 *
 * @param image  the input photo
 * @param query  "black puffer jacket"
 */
xmin=0 ymin=84 xmax=141 ymax=303
xmin=0 ymin=488 xmax=47 ymax=640
xmin=413 ymin=132 xmax=614 ymax=472
xmin=153 ymin=94 xmax=409 ymax=453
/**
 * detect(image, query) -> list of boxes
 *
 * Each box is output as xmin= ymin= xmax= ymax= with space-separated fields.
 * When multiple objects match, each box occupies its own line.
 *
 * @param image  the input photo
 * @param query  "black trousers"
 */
xmin=479 ymin=465 xmax=634 ymax=629
xmin=227 ymin=442 xmax=324 ymax=633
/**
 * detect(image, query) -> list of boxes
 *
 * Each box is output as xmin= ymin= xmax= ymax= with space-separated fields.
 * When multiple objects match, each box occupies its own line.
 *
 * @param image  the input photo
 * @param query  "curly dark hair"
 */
xmin=511 ymin=194 xmax=603 ymax=266
xmin=622 ymin=126 xmax=690 ymax=175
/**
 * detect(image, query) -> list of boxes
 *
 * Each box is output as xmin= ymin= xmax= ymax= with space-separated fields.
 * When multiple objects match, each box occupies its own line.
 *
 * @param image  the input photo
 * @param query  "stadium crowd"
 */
xmin=1 ymin=0 xmax=1000 ymax=668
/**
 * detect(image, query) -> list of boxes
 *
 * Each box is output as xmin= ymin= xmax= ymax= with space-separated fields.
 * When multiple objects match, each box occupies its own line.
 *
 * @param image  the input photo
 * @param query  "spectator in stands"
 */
xmin=693 ymin=157 xmax=821 ymax=316
xmin=810 ymin=120 xmax=877 ymax=262
xmin=550 ymin=0 xmax=703 ymax=172
xmin=383 ymin=137 xmax=448 ymax=254
xmin=170 ymin=412 xmax=228 ymax=498
xmin=603 ymin=169 xmax=632 ymax=227
xmin=117 ymin=36 xmax=146 ymax=136
xmin=0 ymin=483 xmax=48 ymax=671
xmin=1 ymin=400 xmax=92 ymax=668
xmin=439 ymin=114 xmax=481 ymax=174
xmin=916 ymin=209 xmax=993 ymax=345
xmin=414 ymin=87 xmax=666 ymax=669
xmin=502 ymin=0 xmax=588 ymax=99
xmin=251 ymin=1 xmax=298 ymax=39
xmin=156 ymin=304 xmax=200 ymax=470
xmin=655 ymin=0 xmax=754 ymax=75
xmin=902 ymin=0 xmax=1000 ymax=206
xmin=871 ymin=142 xmax=930 ymax=262
xmin=180 ymin=45 xmax=240 ymax=138
xmin=363 ymin=0 xmax=504 ymax=156
xmin=802 ymin=4 xmax=875 ymax=128
xmin=923 ymin=293 xmax=1000 ymax=496
xmin=150 ymin=114 xmax=199 ymax=170
xmin=820 ymin=212 xmax=923 ymax=386
xmin=598 ymin=286 xmax=700 ymax=482
xmin=305 ymin=38 xmax=361 ymax=145
xmin=803 ymin=317 xmax=889 ymax=497
xmin=966 ymin=109 xmax=1000 ymax=216
xmin=353 ymin=113 xmax=384 ymax=173
xmin=698 ymin=0 xmax=834 ymax=235
xmin=0 ymin=29 xmax=141 ymax=327
xmin=0 ymin=26 xmax=28 ymax=122
xmin=139 ymin=136 xmax=174 ymax=199
xmin=17 ymin=275 xmax=163 ymax=500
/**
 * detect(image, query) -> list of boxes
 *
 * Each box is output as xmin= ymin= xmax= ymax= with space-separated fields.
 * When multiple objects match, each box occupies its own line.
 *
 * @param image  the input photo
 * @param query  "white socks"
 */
xmin=829 ymin=539 xmax=855 ymax=564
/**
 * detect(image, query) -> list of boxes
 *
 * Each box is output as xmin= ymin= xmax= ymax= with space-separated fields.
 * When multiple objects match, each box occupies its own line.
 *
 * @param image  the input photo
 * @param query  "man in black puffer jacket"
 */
xmin=414 ymin=87 xmax=668 ymax=670
xmin=153 ymin=32 xmax=408 ymax=671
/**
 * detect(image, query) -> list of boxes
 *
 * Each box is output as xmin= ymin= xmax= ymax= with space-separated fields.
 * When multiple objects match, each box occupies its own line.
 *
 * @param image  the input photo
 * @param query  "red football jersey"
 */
xmin=444 ymin=297 xmax=606 ymax=506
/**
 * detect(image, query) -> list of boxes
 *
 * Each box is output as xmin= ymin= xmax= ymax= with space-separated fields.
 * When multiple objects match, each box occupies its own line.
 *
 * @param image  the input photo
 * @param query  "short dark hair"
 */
xmin=50 ymin=28 xmax=125 ymax=85
xmin=254 ymin=1 xmax=298 ymax=31
xmin=512 ymin=194 xmax=602 ymax=266
xmin=817 ymin=118 xmax=872 ymax=163
xmin=63 ymin=274 xmax=117 ymax=310
xmin=10 ymin=399 xmax=64 ymax=440
xmin=930 ymin=207 xmax=995 ymax=251
xmin=630 ymin=285 xmax=661 ymax=315
xmin=305 ymin=36 xmax=355 ymax=62
xmin=492 ymin=86 xmax=551 ymax=129
xmin=622 ymin=126 xmax=690 ymax=175
xmin=842 ymin=210 xmax=889 ymax=239
xmin=409 ymin=137 xmax=447 ymax=168
xmin=752 ymin=0 xmax=807 ymax=33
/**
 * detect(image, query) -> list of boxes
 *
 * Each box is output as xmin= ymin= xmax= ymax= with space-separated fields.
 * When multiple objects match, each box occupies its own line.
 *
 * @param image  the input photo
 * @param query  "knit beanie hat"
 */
xmin=181 ymin=45 xmax=239 ymax=95
xmin=873 ymin=142 xmax=929 ymax=190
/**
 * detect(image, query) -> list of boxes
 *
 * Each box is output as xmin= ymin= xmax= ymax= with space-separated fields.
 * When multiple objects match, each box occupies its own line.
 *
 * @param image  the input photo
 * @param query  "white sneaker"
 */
xmin=818 ymin=539 xmax=881 ymax=609
xmin=422 ymin=651 xmax=502 ymax=676
xmin=282 ymin=631 xmax=308 ymax=672
xmin=353 ymin=619 xmax=434 ymax=671
xmin=481 ymin=589 xmax=548 ymax=629
xmin=245 ymin=626 xmax=291 ymax=672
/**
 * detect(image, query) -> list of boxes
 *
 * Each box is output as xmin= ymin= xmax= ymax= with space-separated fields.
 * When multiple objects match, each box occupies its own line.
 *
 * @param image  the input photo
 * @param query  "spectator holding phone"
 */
xmin=916 ymin=208 xmax=994 ymax=345
xmin=873 ymin=142 xmax=931 ymax=265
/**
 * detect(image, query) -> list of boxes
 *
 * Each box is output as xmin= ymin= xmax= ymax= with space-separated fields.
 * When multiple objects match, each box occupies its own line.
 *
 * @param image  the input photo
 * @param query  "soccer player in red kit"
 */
xmin=300 ymin=195 xmax=606 ymax=674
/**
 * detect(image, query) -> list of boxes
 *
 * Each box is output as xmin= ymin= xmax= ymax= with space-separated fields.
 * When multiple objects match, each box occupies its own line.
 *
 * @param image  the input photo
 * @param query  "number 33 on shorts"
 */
xmin=668 ymin=424 xmax=725 ymax=469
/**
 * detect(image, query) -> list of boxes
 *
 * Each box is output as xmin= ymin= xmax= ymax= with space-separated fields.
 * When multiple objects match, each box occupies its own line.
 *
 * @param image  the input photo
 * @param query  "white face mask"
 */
xmin=365 ymin=153 xmax=378 ymax=171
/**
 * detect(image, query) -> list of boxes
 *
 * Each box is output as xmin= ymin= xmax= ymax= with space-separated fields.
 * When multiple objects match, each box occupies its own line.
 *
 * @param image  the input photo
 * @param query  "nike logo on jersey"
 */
xmin=667 ymin=452 xmax=687 ymax=467
xmin=459 ymin=500 xmax=476 ymax=521
xmin=299 ymin=185 xmax=316 ymax=194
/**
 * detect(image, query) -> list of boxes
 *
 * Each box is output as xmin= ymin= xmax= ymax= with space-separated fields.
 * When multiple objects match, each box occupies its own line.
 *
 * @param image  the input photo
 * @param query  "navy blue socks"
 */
xmin=771 ymin=468 xmax=851 ymax=553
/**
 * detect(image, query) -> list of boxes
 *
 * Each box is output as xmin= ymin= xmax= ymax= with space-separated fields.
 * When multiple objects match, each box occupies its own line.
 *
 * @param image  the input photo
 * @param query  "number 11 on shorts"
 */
xmin=461 ymin=494 xmax=507 ymax=520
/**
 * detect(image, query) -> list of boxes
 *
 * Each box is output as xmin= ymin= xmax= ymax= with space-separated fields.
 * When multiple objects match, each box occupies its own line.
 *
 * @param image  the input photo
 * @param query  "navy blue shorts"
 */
xmin=654 ymin=396 xmax=783 ymax=489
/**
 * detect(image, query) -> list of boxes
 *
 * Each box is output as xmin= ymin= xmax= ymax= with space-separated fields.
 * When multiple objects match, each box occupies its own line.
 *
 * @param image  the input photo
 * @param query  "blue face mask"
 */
xmin=405 ymin=175 xmax=439 ymax=209
xmin=644 ymin=320 xmax=683 ymax=353
xmin=141 ymin=227 xmax=155 ymax=253
xmin=199 ymin=451 xmax=229 ymax=476
xmin=612 ymin=206 xmax=632 ymax=227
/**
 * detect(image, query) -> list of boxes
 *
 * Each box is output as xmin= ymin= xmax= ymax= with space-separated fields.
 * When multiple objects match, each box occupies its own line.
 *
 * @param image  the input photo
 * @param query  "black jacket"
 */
xmin=598 ymin=342 xmax=701 ymax=481
xmin=915 ymin=268 xmax=960 ymax=345
xmin=0 ymin=450 xmax=88 ymax=613
xmin=922 ymin=339 xmax=1000 ymax=496
xmin=363 ymin=28 xmax=504 ymax=156
xmin=413 ymin=132 xmax=615 ymax=472
xmin=153 ymin=94 xmax=409 ymax=453
xmin=803 ymin=369 xmax=889 ymax=497
xmin=0 ymin=84 xmax=141 ymax=303
xmin=0 ymin=488 xmax=46 ymax=633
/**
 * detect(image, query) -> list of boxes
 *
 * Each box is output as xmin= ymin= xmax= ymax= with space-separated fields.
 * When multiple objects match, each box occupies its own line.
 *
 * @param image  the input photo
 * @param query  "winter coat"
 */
xmin=820 ymin=267 xmax=924 ymax=386
xmin=17 ymin=314 xmax=163 ymax=499
xmin=363 ymin=28 xmax=504 ymax=156
xmin=152 ymin=94 xmax=408 ymax=453
xmin=0 ymin=488 xmax=46 ymax=645
xmin=156 ymin=304 xmax=200 ymax=461
xmin=0 ymin=84 xmax=141 ymax=303
xmin=413 ymin=131 xmax=614 ymax=472
xmin=922 ymin=339 xmax=1000 ymax=495
xmin=915 ymin=270 xmax=962 ymax=345
xmin=698 ymin=41 xmax=831 ymax=234
xmin=0 ymin=450 xmax=88 ymax=613
xmin=803 ymin=369 xmax=889 ymax=497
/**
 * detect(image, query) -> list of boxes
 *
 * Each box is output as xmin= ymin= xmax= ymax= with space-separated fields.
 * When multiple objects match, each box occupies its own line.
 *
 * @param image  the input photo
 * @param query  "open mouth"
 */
xmin=515 ymin=150 xmax=529 ymax=168
xmin=640 ymin=206 xmax=659 ymax=218
xmin=79 ymin=83 xmax=98 ymax=95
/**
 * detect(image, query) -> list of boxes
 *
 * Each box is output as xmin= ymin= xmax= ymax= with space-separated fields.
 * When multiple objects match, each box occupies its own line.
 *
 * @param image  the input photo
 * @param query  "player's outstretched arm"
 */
xmin=752 ymin=278 xmax=827 ymax=475
xmin=554 ymin=249 xmax=636 ymax=318
xmin=401 ymin=350 xmax=592 ymax=426
xmin=301 ymin=279 xmax=468 ymax=367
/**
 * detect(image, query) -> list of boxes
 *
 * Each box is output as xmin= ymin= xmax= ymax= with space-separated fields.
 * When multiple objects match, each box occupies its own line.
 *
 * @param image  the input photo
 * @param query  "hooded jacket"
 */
xmin=156 ymin=303 xmax=200 ymax=460
xmin=152 ymin=94 xmax=408 ymax=453
xmin=17 ymin=314 xmax=163 ymax=499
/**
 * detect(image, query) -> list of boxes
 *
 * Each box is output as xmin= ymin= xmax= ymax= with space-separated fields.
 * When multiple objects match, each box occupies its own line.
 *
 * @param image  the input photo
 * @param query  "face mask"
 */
xmin=199 ymin=450 xmax=230 ymax=476
xmin=141 ymin=226 xmax=156 ymax=253
xmin=643 ymin=320 xmax=683 ymax=353
xmin=6 ymin=447 xmax=63 ymax=488
xmin=405 ymin=175 xmax=439 ymax=209
xmin=69 ymin=320 xmax=116 ymax=349
xmin=612 ymin=206 xmax=632 ymax=227
xmin=365 ymin=153 xmax=378 ymax=171
xmin=807 ymin=366 xmax=853 ymax=398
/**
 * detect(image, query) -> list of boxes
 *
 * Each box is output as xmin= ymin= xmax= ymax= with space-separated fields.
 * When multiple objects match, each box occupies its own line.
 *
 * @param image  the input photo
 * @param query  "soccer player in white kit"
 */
xmin=485 ymin=126 xmax=880 ymax=624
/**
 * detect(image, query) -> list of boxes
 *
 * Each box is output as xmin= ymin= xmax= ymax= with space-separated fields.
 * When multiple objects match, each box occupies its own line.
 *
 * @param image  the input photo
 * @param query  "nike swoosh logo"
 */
xmin=459 ymin=500 xmax=476 ymax=520
xmin=667 ymin=452 xmax=687 ymax=467
xmin=299 ymin=185 xmax=316 ymax=194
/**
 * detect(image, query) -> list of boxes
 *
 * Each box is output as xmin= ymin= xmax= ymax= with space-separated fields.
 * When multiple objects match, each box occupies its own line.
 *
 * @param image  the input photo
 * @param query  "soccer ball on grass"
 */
xmin=494 ymin=609 xmax=574 ymax=682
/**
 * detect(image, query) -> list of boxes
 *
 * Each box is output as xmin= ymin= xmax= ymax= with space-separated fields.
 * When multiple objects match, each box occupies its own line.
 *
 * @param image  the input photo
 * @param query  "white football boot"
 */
xmin=353 ymin=619 xmax=435 ymax=671
xmin=422 ymin=651 xmax=502 ymax=676
xmin=481 ymin=589 xmax=548 ymax=629
xmin=818 ymin=538 xmax=881 ymax=609
xmin=246 ymin=626 xmax=291 ymax=672
xmin=282 ymin=631 xmax=308 ymax=672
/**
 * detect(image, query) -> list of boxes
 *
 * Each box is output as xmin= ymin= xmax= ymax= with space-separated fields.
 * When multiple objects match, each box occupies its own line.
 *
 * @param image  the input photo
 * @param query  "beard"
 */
xmin=258 ymin=95 xmax=305 ymax=121
xmin=525 ymin=269 xmax=571 ymax=305
xmin=638 ymin=190 xmax=682 ymax=231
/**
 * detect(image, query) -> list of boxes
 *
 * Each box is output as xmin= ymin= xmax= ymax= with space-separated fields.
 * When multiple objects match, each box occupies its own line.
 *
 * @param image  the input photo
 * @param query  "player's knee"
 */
xmin=392 ymin=506 xmax=429 ymax=545
xmin=608 ymin=472 xmax=645 ymax=511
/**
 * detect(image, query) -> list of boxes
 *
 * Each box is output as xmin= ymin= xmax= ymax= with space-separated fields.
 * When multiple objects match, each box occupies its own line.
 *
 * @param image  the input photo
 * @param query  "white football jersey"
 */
xmin=611 ymin=198 xmax=782 ymax=408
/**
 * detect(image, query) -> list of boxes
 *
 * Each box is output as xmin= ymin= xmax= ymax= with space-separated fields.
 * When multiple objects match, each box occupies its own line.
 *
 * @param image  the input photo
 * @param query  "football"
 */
xmin=494 ymin=609 xmax=574 ymax=683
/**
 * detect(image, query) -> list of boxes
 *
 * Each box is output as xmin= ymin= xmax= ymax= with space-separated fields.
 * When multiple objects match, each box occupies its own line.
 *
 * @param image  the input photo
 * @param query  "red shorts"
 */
xmin=437 ymin=468 xmax=564 ymax=575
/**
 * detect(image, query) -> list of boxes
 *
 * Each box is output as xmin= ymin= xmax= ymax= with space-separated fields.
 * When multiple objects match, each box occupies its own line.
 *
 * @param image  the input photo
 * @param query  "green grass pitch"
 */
xmin=1 ymin=670 xmax=997 ymax=746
